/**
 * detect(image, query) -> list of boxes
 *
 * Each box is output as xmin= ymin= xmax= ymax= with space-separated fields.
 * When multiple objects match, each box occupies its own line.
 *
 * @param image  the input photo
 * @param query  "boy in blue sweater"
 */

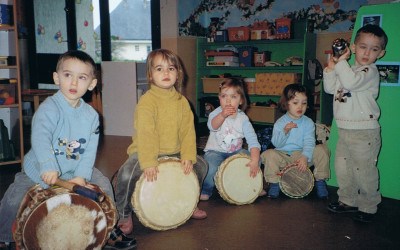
xmin=0 ymin=51 xmax=136 ymax=250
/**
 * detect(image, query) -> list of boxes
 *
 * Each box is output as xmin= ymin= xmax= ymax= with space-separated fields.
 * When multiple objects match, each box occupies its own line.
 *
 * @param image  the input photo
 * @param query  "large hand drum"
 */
xmin=131 ymin=157 xmax=199 ymax=231
xmin=14 ymin=184 xmax=117 ymax=250
xmin=215 ymin=153 xmax=263 ymax=205
xmin=278 ymin=164 xmax=314 ymax=198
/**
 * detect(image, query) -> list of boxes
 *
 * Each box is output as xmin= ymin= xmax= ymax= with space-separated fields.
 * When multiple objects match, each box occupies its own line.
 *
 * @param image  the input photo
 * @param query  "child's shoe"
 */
xmin=259 ymin=189 xmax=267 ymax=197
xmin=104 ymin=226 xmax=137 ymax=249
xmin=268 ymin=183 xmax=280 ymax=198
xmin=199 ymin=194 xmax=210 ymax=201
xmin=315 ymin=179 xmax=328 ymax=198
xmin=191 ymin=207 xmax=207 ymax=219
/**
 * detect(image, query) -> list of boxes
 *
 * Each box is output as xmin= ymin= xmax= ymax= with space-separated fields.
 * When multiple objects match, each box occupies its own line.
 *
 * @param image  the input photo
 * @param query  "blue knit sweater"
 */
xmin=23 ymin=91 xmax=100 ymax=188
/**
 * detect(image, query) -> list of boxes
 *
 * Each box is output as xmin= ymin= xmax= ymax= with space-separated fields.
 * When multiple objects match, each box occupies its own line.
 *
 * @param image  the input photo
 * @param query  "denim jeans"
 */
xmin=201 ymin=148 xmax=250 ymax=197
xmin=0 ymin=168 xmax=113 ymax=242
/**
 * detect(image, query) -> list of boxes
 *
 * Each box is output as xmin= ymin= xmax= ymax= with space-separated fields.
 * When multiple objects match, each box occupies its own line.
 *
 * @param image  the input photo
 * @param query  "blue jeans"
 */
xmin=201 ymin=149 xmax=250 ymax=197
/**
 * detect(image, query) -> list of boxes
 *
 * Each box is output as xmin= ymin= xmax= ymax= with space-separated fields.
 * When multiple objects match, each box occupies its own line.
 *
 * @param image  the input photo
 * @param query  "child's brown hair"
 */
xmin=56 ymin=50 xmax=97 ymax=78
xmin=219 ymin=78 xmax=248 ymax=111
xmin=146 ymin=49 xmax=184 ymax=94
xmin=279 ymin=83 xmax=307 ymax=111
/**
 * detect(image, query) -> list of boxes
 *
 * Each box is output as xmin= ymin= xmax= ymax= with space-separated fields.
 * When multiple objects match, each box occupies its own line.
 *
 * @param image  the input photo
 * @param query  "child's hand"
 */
xmin=41 ymin=171 xmax=59 ymax=185
xmin=295 ymin=155 xmax=308 ymax=172
xmin=246 ymin=160 xmax=261 ymax=178
xmin=325 ymin=57 xmax=336 ymax=72
xmin=221 ymin=104 xmax=236 ymax=118
xmin=337 ymin=47 xmax=351 ymax=62
xmin=144 ymin=166 xmax=159 ymax=182
xmin=68 ymin=176 xmax=87 ymax=187
xmin=284 ymin=121 xmax=297 ymax=135
xmin=181 ymin=159 xmax=193 ymax=175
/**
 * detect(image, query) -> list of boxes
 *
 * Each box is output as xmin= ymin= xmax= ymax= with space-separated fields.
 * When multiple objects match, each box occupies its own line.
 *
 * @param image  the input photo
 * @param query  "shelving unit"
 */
xmin=0 ymin=0 xmax=24 ymax=166
xmin=195 ymin=20 xmax=316 ymax=126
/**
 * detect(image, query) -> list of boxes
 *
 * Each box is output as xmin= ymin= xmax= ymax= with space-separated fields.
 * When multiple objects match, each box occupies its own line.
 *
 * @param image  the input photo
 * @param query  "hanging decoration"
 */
xmin=54 ymin=30 xmax=62 ymax=43
xmin=37 ymin=24 xmax=45 ymax=35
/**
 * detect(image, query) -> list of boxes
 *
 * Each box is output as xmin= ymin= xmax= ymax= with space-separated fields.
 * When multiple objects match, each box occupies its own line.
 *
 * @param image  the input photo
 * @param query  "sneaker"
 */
xmin=268 ymin=183 xmax=280 ymax=198
xmin=199 ymin=194 xmax=210 ymax=201
xmin=191 ymin=207 xmax=207 ymax=219
xmin=315 ymin=180 xmax=328 ymax=198
xmin=117 ymin=213 xmax=133 ymax=235
xmin=103 ymin=226 xmax=137 ymax=250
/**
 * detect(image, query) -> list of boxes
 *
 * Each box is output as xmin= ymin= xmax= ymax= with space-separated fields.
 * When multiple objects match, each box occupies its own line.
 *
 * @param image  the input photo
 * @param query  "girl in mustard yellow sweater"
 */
xmin=114 ymin=49 xmax=208 ymax=235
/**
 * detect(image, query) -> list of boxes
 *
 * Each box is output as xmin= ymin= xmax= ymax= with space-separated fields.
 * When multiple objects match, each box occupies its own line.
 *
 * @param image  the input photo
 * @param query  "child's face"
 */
xmin=53 ymin=58 xmax=97 ymax=107
xmin=287 ymin=92 xmax=307 ymax=120
xmin=351 ymin=33 xmax=386 ymax=66
xmin=219 ymin=86 xmax=242 ymax=112
xmin=150 ymin=54 xmax=177 ymax=91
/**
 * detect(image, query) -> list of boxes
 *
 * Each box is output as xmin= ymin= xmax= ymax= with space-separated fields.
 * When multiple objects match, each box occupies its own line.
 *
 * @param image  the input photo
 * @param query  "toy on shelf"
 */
xmin=275 ymin=18 xmax=292 ymax=39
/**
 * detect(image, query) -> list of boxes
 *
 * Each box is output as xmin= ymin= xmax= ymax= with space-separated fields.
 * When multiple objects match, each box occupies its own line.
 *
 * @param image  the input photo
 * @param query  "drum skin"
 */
xmin=215 ymin=153 xmax=263 ymax=205
xmin=279 ymin=164 xmax=314 ymax=199
xmin=132 ymin=157 xmax=200 ymax=231
xmin=14 ymin=184 xmax=117 ymax=250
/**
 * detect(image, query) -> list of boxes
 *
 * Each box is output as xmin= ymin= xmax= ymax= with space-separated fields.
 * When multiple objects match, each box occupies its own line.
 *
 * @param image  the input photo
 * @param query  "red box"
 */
xmin=276 ymin=18 xmax=292 ymax=39
xmin=228 ymin=26 xmax=250 ymax=41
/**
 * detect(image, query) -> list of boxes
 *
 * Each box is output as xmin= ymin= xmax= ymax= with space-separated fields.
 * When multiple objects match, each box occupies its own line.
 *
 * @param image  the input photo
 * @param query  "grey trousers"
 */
xmin=335 ymin=128 xmax=381 ymax=214
xmin=115 ymin=152 xmax=208 ymax=219
xmin=261 ymin=144 xmax=331 ymax=183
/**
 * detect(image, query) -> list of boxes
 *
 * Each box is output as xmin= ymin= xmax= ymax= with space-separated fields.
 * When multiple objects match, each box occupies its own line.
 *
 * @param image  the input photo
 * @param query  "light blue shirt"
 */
xmin=271 ymin=113 xmax=315 ymax=162
xmin=23 ymin=91 xmax=100 ymax=188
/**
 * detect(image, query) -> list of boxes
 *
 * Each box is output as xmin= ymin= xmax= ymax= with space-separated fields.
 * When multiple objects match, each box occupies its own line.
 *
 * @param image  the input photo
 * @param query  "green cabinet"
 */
xmin=195 ymin=21 xmax=316 ymax=125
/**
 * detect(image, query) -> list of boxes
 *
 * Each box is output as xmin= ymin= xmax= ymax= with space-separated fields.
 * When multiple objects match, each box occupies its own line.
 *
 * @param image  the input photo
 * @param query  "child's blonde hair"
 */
xmin=219 ymin=78 xmax=248 ymax=111
xmin=146 ymin=49 xmax=184 ymax=94
xmin=279 ymin=83 xmax=307 ymax=111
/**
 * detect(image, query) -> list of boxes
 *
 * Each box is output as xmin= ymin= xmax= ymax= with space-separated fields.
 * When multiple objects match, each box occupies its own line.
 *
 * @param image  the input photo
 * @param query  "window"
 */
xmin=28 ymin=0 xmax=160 ymax=86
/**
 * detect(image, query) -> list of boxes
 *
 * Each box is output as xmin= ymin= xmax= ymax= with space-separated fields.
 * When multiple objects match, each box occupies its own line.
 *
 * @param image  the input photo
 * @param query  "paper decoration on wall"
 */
xmin=54 ymin=30 xmax=62 ymax=43
xmin=93 ymin=32 xmax=98 ymax=40
xmin=90 ymin=4 xmax=94 ymax=12
xmin=37 ymin=24 xmax=45 ymax=35
xmin=78 ymin=37 xmax=86 ymax=50
xmin=84 ymin=20 xmax=88 ymax=26
xmin=76 ymin=0 xmax=81 ymax=4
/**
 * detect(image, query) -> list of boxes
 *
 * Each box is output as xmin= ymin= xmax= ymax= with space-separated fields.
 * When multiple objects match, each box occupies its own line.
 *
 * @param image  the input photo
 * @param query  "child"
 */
xmin=115 ymin=49 xmax=208 ymax=234
xmin=0 ymin=51 xmax=135 ymax=250
xmin=200 ymin=78 xmax=263 ymax=201
xmin=260 ymin=83 xmax=330 ymax=199
xmin=323 ymin=25 xmax=388 ymax=223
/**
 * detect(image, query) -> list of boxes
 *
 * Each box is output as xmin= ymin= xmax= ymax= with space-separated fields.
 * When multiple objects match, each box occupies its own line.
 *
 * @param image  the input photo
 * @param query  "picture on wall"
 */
xmin=361 ymin=14 xmax=382 ymax=27
xmin=376 ymin=62 xmax=400 ymax=87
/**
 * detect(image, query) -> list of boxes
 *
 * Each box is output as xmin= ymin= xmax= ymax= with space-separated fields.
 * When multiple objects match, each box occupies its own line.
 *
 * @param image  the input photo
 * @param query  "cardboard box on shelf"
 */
xmin=255 ymin=73 xmax=301 ymax=96
xmin=202 ymin=78 xmax=226 ymax=93
xmin=246 ymin=106 xmax=283 ymax=123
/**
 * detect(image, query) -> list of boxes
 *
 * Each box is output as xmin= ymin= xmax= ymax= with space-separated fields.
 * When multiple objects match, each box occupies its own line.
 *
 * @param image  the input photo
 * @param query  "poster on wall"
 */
xmin=361 ymin=14 xmax=382 ymax=27
xmin=376 ymin=62 xmax=400 ymax=87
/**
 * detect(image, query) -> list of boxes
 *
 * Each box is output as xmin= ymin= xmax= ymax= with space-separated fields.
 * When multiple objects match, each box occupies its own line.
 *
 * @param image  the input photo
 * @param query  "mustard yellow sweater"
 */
xmin=127 ymin=85 xmax=197 ymax=169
